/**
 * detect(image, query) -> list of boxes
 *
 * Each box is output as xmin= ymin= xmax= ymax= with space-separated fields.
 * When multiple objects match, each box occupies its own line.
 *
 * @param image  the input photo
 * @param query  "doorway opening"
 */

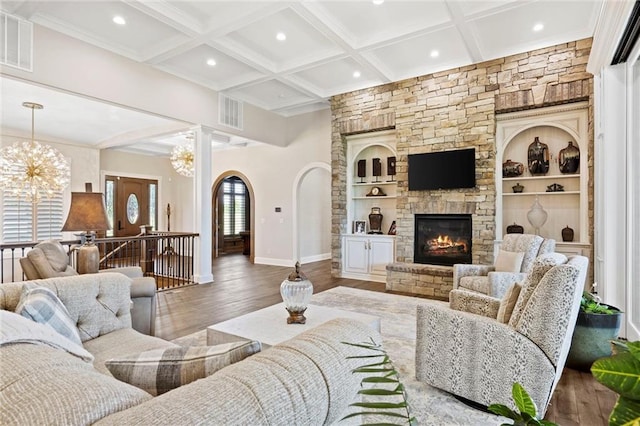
xmin=212 ymin=172 xmax=254 ymax=262
xmin=104 ymin=175 xmax=158 ymax=237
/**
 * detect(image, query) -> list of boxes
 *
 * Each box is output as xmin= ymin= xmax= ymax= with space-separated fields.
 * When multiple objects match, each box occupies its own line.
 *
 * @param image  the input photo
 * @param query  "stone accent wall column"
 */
xmin=331 ymin=39 xmax=594 ymax=285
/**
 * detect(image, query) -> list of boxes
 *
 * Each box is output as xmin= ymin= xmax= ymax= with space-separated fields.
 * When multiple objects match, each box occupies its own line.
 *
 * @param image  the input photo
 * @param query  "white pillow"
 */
xmin=494 ymin=250 xmax=525 ymax=273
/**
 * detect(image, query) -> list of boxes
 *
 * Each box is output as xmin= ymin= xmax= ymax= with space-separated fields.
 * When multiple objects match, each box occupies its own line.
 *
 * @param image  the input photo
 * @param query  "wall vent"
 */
xmin=0 ymin=12 xmax=33 ymax=71
xmin=219 ymin=94 xmax=243 ymax=130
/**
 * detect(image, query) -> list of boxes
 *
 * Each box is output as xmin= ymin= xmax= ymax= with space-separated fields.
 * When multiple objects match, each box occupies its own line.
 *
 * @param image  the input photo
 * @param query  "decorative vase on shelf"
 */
xmin=527 ymin=196 xmax=548 ymax=235
xmin=527 ymin=137 xmax=549 ymax=175
xmin=559 ymin=141 xmax=580 ymax=174
xmin=562 ymin=225 xmax=575 ymax=242
xmin=368 ymin=207 xmax=383 ymax=234
xmin=512 ymin=183 xmax=524 ymax=193
xmin=506 ymin=222 xmax=524 ymax=234
xmin=502 ymin=159 xmax=524 ymax=178
xmin=280 ymin=262 xmax=313 ymax=324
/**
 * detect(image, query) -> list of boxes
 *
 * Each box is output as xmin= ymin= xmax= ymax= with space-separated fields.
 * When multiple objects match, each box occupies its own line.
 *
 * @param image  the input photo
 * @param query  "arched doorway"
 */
xmin=211 ymin=171 xmax=255 ymax=263
xmin=293 ymin=162 xmax=331 ymax=263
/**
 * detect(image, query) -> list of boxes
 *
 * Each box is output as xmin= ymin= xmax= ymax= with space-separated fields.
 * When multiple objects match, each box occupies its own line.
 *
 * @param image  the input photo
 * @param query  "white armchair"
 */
xmin=416 ymin=253 xmax=588 ymax=416
xmin=453 ymin=233 xmax=555 ymax=298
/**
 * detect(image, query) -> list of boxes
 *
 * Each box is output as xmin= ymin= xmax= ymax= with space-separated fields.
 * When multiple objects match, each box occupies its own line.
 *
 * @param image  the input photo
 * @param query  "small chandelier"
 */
xmin=0 ymin=102 xmax=70 ymax=203
xmin=170 ymin=134 xmax=194 ymax=177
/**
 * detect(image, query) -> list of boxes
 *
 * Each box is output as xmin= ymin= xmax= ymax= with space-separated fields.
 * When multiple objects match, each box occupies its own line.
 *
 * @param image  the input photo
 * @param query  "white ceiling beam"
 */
xmin=444 ymin=0 xmax=484 ymax=64
xmin=97 ymin=122 xmax=193 ymax=149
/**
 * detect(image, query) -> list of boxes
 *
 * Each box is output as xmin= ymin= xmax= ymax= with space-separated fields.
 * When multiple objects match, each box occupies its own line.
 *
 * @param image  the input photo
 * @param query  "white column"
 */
xmin=192 ymin=126 xmax=213 ymax=284
xmin=594 ymin=65 xmax=627 ymax=319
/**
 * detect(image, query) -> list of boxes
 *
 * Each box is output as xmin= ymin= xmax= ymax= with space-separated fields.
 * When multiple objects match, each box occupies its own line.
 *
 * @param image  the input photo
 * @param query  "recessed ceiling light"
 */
xmin=533 ymin=23 xmax=544 ymax=32
xmin=430 ymin=50 xmax=439 ymax=58
xmin=373 ymin=0 xmax=384 ymax=5
xmin=353 ymin=71 xmax=361 ymax=78
xmin=112 ymin=16 xmax=126 ymax=25
xmin=276 ymin=32 xmax=286 ymax=41
xmin=206 ymin=58 xmax=217 ymax=67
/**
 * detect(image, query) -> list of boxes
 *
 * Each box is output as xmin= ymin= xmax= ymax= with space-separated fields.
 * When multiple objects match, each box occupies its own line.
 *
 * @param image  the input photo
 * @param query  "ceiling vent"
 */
xmin=219 ymin=94 xmax=243 ymax=130
xmin=0 ymin=12 xmax=33 ymax=71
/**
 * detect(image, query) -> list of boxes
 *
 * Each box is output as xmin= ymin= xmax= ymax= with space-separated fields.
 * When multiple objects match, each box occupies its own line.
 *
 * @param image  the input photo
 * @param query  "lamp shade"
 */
xmin=62 ymin=192 xmax=111 ymax=232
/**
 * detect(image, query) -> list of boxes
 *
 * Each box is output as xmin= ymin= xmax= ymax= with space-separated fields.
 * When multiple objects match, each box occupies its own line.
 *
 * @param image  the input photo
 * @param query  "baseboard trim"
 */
xmin=254 ymin=257 xmax=295 ymax=267
xmin=299 ymin=253 xmax=331 ymax=264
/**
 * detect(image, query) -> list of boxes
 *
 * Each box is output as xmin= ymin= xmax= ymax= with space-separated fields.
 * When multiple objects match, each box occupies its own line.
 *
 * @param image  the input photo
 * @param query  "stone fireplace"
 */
xmin=414 ymin=214 xmax=472 ymax=266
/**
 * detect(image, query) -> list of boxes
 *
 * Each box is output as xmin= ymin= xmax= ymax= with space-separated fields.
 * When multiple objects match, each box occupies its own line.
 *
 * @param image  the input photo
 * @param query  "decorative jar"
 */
xmin=558 ymin=141 xmax=580 ymax=174
xmin=527 ymin=137 xmax=549 ymax=175
xmin=369 ymin=207 xmax=383 ymax=234
xmin=280 ymin=262 xmax=313 ymax=324
xmin=562 ymin=225 xmax=574 ymax=242
xmin=527 ymin=196 xmax=548 ymax=235
xmin=502 ymin=159 xmax=524 ymax=178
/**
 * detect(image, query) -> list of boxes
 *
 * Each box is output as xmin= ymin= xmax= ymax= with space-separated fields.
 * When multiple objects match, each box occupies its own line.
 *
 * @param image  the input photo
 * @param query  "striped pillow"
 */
xmin=105 ymin=341 xmax=261 ymax=395
xmin=15 ymin=283 xmax=82 ymax=346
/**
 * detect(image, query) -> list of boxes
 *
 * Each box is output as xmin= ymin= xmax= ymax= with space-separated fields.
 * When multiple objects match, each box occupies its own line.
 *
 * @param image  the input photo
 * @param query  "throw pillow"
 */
xmin=15 ymin=283 xmax=82 ymax=346
xmin=496 ymin=282 xmax=522 ymax=324
xmin=106 ymin=341 xmax=262 ymax=396
xmin=494 ymin=250 xmax=525 ymax=273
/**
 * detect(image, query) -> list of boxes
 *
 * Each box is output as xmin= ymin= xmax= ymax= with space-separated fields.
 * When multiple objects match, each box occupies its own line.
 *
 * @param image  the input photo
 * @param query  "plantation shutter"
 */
xmin=2 ymin=191 xmax=64 ymax=243
xmin=222 ymin=178 xmax=246 ymax=236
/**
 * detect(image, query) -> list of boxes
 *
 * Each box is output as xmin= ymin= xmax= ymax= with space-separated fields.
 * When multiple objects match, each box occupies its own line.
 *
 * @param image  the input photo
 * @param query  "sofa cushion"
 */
xmin=84 ymin=328 xmax=178 ymax=375
xmin=106 ymin=341 xmax=262 ymax=396
xmin=0 ymin=343 xmax=152 ymax=425
xmin=15 ymin=283 xmax=82 ymax=345
xmin=494 ymin=250 xmax=525 ymax=272
xmin=458 ymin=275 xmax=490 ymax=294
xmin=26 ymin=243 xmax=78 ymax=278
xmin=0 ymin=310 xmax=92 ymax=362
xmin=497 ymin=282 xmax=522 ymax=324
xmin=509 ymin=253 xmax=568 ymax=328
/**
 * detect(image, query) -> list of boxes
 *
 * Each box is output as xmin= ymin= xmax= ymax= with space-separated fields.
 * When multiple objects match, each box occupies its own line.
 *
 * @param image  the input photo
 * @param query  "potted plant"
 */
xmin=567 ymin=289 xmax=623 ymax=371
xmin=488 ymin=382 xmax=557 ymax=426
xmin=591 ymin=340 xmax=640 ymax=425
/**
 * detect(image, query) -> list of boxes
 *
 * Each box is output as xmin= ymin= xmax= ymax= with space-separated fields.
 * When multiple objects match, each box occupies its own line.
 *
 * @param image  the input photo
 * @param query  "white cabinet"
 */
xmin=342 ymin=235 xmax=395 ymax=282
xmin=496 ymin=102 xmax=590 ymax=248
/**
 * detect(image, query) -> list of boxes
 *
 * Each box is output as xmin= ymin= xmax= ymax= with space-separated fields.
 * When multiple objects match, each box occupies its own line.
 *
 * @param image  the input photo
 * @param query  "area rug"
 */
xmin=172 ymin=286 xmax=502 ymax=425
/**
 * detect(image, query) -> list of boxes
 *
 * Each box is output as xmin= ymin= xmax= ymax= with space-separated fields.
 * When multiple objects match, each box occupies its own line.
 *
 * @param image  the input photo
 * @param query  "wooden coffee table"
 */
xmin=207 ymin=303 xmax=380 ymax=349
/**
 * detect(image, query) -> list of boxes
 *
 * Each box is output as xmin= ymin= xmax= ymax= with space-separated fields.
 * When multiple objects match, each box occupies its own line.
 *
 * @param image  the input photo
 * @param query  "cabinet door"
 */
xmin=344 ymin=237 xmax=369 ymax=274
xmin=369 ymin=238 xmax=394 ymax=276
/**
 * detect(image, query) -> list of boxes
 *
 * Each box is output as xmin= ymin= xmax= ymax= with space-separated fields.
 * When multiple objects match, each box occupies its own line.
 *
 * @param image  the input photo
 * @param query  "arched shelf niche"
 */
xmin=495 ymin=102 xmax=590 ymax=256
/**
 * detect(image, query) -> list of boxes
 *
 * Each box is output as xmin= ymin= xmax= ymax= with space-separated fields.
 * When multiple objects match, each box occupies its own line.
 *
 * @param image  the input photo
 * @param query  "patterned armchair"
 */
xmin=453 ymin=233 xmax=555 ymax=298
xmin=416 ymin=253 xmax=588 ymax=416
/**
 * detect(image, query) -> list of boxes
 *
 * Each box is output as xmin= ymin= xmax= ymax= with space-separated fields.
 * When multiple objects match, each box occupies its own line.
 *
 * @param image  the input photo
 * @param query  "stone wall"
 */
xmin=331 ymin=38 xmax=594 ymax=287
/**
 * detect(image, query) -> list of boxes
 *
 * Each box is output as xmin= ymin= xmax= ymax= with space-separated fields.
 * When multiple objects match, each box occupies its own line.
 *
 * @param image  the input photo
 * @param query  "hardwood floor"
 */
xmin=155 ymin=254 xmax=615 ymax=425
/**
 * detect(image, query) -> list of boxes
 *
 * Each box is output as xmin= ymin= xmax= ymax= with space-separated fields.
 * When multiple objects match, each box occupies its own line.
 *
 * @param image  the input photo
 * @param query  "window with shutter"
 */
xmin=2 ymin=191 xmax=64 ymax=243
xmin=222 ymin=177 xmax=246 ymax=236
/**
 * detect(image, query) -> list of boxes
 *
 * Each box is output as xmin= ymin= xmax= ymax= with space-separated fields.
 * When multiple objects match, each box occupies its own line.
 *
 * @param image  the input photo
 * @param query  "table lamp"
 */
xmin=61 ymin=183 xmax=111 ymax=274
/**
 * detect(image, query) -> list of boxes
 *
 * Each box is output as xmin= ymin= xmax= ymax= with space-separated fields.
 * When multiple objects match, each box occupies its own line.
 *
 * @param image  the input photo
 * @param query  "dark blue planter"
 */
xmin=566 ymin=306 xmax=622 ymax=371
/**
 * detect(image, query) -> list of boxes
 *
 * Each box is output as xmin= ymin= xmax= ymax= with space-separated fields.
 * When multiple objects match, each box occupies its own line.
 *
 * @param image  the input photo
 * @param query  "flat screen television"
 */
xmin=408 ymin=148 xmax=476 ymax=190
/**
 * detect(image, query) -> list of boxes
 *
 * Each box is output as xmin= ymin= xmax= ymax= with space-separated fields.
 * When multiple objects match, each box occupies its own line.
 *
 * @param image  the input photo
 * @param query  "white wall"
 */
xmin=211 ymin=109 xmax=331 ymax=266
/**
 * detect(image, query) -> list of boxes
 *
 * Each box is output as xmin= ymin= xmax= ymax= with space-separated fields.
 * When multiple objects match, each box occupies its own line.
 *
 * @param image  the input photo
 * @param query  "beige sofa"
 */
xmin=0 ymin=273 xmax=381 ymax=425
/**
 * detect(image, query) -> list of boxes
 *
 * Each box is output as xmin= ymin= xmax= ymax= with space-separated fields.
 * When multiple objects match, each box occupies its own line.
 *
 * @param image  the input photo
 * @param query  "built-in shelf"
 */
xmin=352 ymin=181 xmax=397 ymax=186
xmin=503 ymin=191 xmax=580 ymax=196
xmin=502 ymin=174 xmax=579 ymax=181
xmin=496 ymin=103 xmax=589 ymax=246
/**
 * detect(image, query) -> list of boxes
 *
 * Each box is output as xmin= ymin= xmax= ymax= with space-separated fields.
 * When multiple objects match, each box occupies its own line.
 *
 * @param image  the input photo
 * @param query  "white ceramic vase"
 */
xmin=527 ymin=196 xmax=548 ymax=235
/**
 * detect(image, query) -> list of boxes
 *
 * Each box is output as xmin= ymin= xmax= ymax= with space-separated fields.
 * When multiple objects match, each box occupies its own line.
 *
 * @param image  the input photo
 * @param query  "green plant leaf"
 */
xmin=608 ymin=396 xmax=640 ymax=426
xmin=512 ymin=383 xmax=538 ymax=417
xmin=361 ymin=377 xmax=400 ymax=384
xmin=591 ymin=352 xmax=640 ymax=399
xmin=341 ymin=411 xmax=413 ymax=420
xmin=488 ymin=403 xmax=518 ymax=418
xmin=358 ymin=388 xmax=404 ymax=396
xmin=350 ymin=402 xmax=408 ymax=409
xmin=540 ymin=420 xmax=558 ymax=426
xmin=353 ymin=367 xmax=396 ymax=374
xmin=629 ymin=341 xmax=640 ymax=362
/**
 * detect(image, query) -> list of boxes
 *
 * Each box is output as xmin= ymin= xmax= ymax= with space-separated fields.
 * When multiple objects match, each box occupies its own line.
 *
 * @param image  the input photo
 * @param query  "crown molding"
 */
xmin=587 ymin=0 xmax=636 ymax=74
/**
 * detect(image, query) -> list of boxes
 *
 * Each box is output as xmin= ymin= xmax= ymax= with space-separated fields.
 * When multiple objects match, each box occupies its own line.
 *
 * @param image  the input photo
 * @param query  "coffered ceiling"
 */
xmin=0 ymin=0 xmax=603 ymax=155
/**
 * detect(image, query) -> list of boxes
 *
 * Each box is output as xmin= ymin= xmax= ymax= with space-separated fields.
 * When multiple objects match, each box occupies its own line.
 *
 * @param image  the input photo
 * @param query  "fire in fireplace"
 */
xmin=414 ymin=214 xmax=472 ymax=266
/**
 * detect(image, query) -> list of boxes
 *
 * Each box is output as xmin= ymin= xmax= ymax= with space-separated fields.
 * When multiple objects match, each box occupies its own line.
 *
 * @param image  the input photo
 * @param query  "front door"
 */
xmin=105 ymin=176 xmax=157 ymax=237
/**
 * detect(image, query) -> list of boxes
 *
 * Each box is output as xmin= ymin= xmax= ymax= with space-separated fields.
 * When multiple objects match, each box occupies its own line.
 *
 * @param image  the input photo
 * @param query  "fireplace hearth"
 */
xmin=414 ymin=214 xmax=472 ymax=266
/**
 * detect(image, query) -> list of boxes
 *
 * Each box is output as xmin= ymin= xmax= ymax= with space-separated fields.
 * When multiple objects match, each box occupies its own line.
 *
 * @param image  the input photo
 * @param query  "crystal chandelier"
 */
xmin=0 ymin=102 xmax=70 ymax=203
xmin=170 ymin=134 xmax=194 ymax=177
